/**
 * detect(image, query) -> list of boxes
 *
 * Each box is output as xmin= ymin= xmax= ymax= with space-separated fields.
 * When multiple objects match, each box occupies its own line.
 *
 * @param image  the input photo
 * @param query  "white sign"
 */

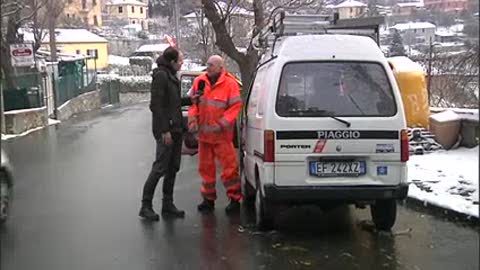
xmin=10 ymin=43 xmax=35 ymax=67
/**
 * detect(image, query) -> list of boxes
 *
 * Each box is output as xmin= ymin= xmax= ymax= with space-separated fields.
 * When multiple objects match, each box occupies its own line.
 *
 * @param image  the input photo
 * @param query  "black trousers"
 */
xmin=142 ymin=132 xmax=183 ymax=204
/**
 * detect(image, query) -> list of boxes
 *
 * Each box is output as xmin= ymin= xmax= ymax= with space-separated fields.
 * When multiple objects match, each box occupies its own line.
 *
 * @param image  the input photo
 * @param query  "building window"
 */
xmin=140 ymin=7 xmax=143 ymax=13
xmin=82 ymin=0 xmax=86 ymax=9
xmin=92 ymin=0 xmax=96 ymax=5
xmin=350 ymin=7 xmax=353 ymax=13
xmin=119 ymin=6 xmax=123 ymax=13
xmin=93 ymin=15 xmax=98 ymax=26
xmin=67 ymin=13 xmax=70 ymax=18
xmin=87 ymin=49 xmax=98 ymax=59
xmin=132 ymin=20 xmax=136 ymax=24
xmin=422 ymin=29 xmax=425 ymax=33
xmin=131 ymin=6 xmax=135 ymax=13
xmin=76 ymin=49 xmax=81 ymax=55
xmin=414 ymin=29 xmax=417 ymax=33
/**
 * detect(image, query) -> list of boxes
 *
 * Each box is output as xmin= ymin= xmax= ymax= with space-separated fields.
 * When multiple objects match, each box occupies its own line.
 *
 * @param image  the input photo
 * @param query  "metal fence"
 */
xmin=57 ymin=68 xmax=97 ymax=106
xmin=1 ymin=57 xmax=98 ymax=113
xmin=0 ymin=72 xmax=45 ymax=111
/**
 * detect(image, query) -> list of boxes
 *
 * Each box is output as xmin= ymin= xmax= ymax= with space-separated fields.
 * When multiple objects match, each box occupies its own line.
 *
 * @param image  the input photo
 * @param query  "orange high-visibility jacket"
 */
xmin=188 ymin=71 xmax=242 ymax=144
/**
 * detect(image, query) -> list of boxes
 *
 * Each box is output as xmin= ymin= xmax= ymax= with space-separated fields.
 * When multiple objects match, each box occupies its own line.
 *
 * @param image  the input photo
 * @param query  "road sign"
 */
xmin=10 ymin=43 xmax=35 ymax=67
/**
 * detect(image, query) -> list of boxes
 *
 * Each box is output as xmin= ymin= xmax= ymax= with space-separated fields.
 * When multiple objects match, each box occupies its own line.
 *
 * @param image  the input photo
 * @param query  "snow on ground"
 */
xmin=108 ymin=55 xmax=130 ymax=66
xmin=408 ymin=146 xmax=479 ymax=218
xmin=2 ymin=118 xmax=61 ymax=141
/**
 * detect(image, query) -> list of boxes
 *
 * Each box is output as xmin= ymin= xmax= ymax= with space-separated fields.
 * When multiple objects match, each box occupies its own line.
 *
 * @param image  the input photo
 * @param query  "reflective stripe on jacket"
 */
xmin=188 ymin=71 xmax=242 ymax=144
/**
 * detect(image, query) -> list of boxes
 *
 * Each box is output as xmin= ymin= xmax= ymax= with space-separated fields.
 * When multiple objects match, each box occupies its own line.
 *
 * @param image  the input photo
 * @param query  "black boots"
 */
xmin=161 ymin=199 xmax=185 ymax=218
xmin=139 ymin=201 xmax=160 ymax=221
xmin=139 ymin=198 xmax=185 ymax=220
xmin=225 ymin=200 xmax=240 ymax=214
xmin=197 ymin=199 xmax=215 ymax=213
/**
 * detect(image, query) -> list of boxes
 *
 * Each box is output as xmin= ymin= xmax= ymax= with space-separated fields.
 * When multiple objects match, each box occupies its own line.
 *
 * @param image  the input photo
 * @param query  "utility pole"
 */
xmin=47 ymin=0 xmax=59 ymax=119
xmin=427 ymin=37 xmax=433 ymax=106
xmin=173 ymin=0 xmax=180 ymax=48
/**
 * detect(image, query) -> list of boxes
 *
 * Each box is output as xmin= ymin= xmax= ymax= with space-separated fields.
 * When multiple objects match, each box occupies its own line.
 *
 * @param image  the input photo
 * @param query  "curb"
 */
xmin=402 ymin=197 xmax=479 ymax=226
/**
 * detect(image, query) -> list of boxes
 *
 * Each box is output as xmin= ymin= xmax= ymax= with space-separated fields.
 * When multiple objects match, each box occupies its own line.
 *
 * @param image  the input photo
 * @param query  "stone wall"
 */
xmin=3 ymin=107 xmax=48 ymax=134
xmin=119 ymin=92 xmax=150 ymax=106
xmin=57 ymin=90 xmax=101 ymax=121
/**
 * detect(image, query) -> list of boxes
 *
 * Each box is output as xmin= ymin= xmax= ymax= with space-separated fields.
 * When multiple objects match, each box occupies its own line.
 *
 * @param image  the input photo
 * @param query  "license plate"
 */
xmin=309 ymin=161 xmax=366 ymax=177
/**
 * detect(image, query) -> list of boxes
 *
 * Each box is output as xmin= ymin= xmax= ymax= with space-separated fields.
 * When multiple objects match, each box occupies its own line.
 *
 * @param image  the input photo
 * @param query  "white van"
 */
xmin=241 ymin=16 xmax=409 ymax=231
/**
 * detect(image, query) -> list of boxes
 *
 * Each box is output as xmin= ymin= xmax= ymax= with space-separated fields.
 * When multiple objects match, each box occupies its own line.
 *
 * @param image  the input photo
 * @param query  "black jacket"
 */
xmin=150 ymin=56 xmax=191 ymax=140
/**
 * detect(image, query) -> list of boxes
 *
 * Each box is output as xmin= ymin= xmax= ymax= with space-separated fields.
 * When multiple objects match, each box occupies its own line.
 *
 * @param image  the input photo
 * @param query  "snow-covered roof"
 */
xmin=123 ymin=24 xmax=142 ymax=31
xmin=334 ymin=0 xmax=367 ymax=8
xmin=435 ymin=24 xmax=465 ymax=37
xmin=396 ymin=1 xmax=424 ymax=8
xmin=390 ymin=22 xmax=436 ymax=31
xmin=54 ymin=29 xmax=108 ymax=43
xmin=106 ymin=0 xmax=147 ymax=6
xmin=135 ymin=43 xmax=170 ymax=53
xmin=23 ymin=28 xmax=107 ymax=43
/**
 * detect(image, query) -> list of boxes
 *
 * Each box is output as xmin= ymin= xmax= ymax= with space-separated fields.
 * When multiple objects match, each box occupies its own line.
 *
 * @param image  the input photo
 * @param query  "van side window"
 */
xmin=276 ymin=62 xmax=397 ymax=117
xmin=247 ymin=67 xmax=266 ymax=118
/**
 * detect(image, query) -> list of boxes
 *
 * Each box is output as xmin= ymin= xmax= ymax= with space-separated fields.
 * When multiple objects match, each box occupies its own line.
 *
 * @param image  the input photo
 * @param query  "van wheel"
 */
xmin=370 ymin=199 xmax=397 ymax=231
xmin=255 ymin=186 xmax=274 ymax=231
xmin=242 ymin=176 xmax=255 ymax=209
xmin=0 ymin=175 xmax=10 ymax=224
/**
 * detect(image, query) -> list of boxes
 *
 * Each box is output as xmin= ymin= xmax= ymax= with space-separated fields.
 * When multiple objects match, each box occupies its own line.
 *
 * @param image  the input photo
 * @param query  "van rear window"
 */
xmin=276 ymin=62 xmax=397 ymax=117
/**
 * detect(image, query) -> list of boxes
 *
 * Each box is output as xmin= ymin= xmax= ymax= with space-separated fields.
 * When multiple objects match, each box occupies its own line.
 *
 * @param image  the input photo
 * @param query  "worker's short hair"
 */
xmin=163 ymin=47 xmax=179 ymax=63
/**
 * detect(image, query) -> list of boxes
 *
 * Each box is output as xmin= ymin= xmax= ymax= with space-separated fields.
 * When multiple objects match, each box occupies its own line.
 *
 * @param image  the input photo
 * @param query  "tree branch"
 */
xmin=202 ymin=0 xmax=244 ymax=63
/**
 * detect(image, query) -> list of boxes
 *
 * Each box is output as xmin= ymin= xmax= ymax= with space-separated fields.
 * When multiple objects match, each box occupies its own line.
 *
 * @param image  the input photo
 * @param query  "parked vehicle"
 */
xmin=241 ymin=13 xmax=409 ymax=230
xmin=0 ymin=148 xmax=13 ymax=224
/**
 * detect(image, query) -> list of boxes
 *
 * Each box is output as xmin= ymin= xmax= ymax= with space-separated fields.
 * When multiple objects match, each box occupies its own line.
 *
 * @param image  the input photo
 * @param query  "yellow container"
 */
xmin=388 ymin=57 xmax=430 ymax=128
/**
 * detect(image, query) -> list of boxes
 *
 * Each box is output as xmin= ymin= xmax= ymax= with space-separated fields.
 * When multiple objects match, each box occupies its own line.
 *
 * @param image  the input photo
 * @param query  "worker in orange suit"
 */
xmin=188 ymin=55 xmax=243 ymax=214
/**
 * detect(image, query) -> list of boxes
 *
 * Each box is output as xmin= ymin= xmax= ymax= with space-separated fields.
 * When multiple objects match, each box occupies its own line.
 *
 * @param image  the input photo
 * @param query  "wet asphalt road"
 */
xmin=0 ymin=103 xmax=478 ymax=270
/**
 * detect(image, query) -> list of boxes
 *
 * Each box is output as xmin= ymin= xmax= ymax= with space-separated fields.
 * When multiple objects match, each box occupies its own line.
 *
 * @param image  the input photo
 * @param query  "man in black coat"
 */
xmin=139 ymin=47 xmax=191 ymax=220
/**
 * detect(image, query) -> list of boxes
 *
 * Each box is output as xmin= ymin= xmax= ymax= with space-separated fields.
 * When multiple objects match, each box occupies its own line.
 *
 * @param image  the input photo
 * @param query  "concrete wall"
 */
xmin=57 ymin=90 xmax=101 ymax=121
xmin=119 ymin=92 xmax=149 ymax=106
xmin=3 ymin=107 xmax=48 ymax=135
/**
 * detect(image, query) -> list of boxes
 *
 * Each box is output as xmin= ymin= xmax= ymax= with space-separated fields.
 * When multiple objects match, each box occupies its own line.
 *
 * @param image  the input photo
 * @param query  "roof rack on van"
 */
xmin=257 ymin=11 xmax=384 ymax=54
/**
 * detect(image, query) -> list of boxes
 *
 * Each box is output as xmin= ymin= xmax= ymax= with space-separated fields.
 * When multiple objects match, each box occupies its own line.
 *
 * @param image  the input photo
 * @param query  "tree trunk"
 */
xmin=238 ymin=51 xmax=259 ymax=95
xmin=0 ymin=14 xmax=21 ymax=90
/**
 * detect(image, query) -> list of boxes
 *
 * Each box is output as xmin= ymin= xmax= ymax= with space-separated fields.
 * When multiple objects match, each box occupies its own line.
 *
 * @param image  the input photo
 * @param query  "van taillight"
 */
xmin=401 ymin=129 xmax=409 ymax=162
xmin=264 ymin=130 xmax=275 ymax=162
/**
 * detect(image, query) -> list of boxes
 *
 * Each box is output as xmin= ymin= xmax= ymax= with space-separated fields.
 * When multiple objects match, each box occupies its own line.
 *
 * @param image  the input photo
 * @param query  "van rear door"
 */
xmin=272 ymin=61 xmax=407 ymax=187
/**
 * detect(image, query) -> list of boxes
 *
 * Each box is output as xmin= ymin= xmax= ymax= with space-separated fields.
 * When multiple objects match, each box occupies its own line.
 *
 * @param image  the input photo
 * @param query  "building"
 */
xmin=333 ymin=0 xmax=367 ymax=19
xmin=392 ymin=1 xmax=425 ymax=16
xmin=435 ymin=24 xmax=465 ymax=43
xmin=105 ymin=0 xmax=148 ymax=29
xmin=63 ymin=0 xmax=103 ymax=28
xmin=423 ymin=0 xmax=468 ymax=12
xmin=25 ymin=29 xmax=109 ymax=70
xmin=390 ymin=22 xmax=436 ymax=45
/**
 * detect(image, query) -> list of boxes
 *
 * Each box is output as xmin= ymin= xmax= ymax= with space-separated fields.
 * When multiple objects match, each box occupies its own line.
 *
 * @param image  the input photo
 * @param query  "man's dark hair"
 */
xmin=162 ymin=46 xmax=179 ymax=63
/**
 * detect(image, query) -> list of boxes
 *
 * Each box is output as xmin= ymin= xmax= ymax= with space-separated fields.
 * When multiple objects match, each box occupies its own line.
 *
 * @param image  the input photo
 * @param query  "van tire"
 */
xmin=242 ymin=176 xmax=255 ymax=209
xmin=255 ymin=186 xmax=274 ymax=231
xmin=370 ymin=199 xmax=397 ymax=231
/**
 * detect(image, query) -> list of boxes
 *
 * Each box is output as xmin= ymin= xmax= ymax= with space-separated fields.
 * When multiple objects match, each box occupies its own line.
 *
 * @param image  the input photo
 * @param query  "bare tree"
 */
xmin=420 ymin=43 xmax=479 ymax=108
xmin=201 ymin=0 xmax=315 ymax=90
xmin=1 ymin=0 xmax=45 ymax=88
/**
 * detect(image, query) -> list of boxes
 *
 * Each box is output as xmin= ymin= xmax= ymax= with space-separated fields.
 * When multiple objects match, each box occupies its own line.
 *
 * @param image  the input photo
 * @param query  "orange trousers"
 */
xmin=199 ymin=141 xmax=242 ymax=202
